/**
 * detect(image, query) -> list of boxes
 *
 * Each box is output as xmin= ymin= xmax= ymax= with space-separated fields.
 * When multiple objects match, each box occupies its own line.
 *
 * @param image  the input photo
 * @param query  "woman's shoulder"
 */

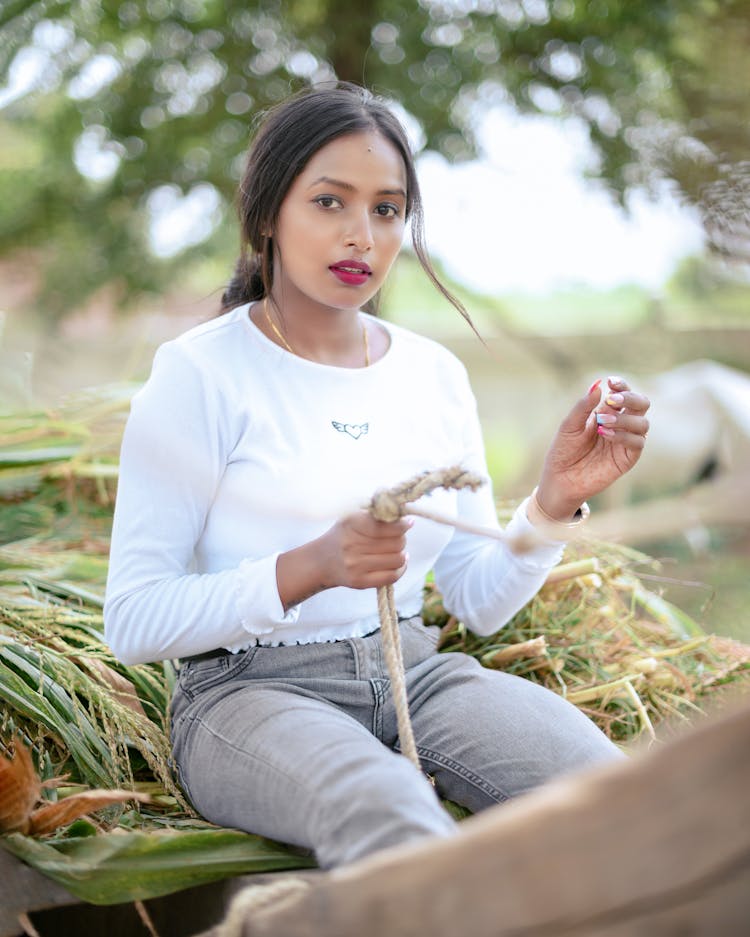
xmin=150 ymin=304 xmax=254 ymax=375
xmin=135 ymin=305 xmax=255 ymax=409
xmin=376 ymin=317 xmax=471 ymax=381
xmin=170 ymin=304 xmax=250 ymax=354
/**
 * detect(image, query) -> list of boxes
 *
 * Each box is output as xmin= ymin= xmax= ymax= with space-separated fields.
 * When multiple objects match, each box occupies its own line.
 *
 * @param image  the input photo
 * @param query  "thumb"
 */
xmin=559 ymin=377 xmax=602 ymax=433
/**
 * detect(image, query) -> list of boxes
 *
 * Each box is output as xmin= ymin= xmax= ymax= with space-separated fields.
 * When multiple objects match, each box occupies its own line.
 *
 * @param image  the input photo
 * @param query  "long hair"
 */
xmin=220 ymin=82 xmax=470 ymax=326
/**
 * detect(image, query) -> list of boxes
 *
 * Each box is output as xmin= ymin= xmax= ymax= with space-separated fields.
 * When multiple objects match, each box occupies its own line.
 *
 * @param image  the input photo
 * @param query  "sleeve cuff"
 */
xmin=234 ymin=553 xmax=301 ymax=636
xmin=505 ymin=498 xmax=566 ymax=570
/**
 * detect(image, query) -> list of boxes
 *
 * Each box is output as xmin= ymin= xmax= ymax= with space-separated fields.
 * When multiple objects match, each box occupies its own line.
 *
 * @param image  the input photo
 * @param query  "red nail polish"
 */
xmin=587 ymin=379 xmax=602 ymax=396
xmin=597 ymin=426 xmax=615 ymax=438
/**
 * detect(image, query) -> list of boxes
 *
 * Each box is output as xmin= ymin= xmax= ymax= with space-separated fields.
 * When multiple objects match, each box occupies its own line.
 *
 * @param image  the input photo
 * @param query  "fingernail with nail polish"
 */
xmin=596 ymin=413 xmax=616 ymax=425
xmin=597 ymin=426 xmax=615 ymax=437
xmin=608 ymin=375 xmax=623 ymax=386
xmin=606 ymin=393 xmax=624 ymax=406
xmin=587 ymin=379 xmax=602 ymax=396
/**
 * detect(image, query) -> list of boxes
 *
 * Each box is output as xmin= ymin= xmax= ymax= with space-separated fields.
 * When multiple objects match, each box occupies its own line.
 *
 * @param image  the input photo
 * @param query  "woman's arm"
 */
xmin=104 ymin=342 xmax=300 ymax=664
xmin=433 ymin=486 xmax=565 ymax=637
xmin=430 ymin=367 xmax=565 ymax=636
xmin=432 ymin=372 xmax=649 ymax=637
xmin=276 ymin=512 xmax=411 ymax=611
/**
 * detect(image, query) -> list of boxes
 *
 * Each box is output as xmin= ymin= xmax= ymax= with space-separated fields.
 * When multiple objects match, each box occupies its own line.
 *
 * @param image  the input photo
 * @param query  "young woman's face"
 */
xmin=271 ymin=130 xmax=407 ymax=313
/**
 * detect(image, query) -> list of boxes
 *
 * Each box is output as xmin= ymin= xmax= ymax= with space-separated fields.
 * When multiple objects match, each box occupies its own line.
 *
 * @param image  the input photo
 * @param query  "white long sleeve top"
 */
xmin=104 ymin=304 xmax=564 ymax=665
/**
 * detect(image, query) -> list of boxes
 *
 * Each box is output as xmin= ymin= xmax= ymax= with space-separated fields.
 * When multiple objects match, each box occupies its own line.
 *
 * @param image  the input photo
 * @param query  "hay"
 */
xmin=0 ymin=397 xmax=749 ymax=835
xmin=425 ymin=516 xmax=750 ymax=744
xmin=1 ymin=525 xmax=747 ymax=837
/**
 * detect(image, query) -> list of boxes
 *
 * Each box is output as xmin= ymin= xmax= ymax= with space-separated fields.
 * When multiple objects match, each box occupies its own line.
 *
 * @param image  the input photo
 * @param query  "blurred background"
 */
xmin=1 ymin=0 xmax=748 ymax=639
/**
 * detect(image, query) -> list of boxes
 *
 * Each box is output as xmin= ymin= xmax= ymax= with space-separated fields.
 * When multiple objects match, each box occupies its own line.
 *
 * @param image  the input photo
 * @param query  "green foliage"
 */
xmin=0 ymin=385 xmax=130 ymax=539
xmin=382 ymin=252 xmax=508 ymax=336
xmin=664 ymin=254 xmax=750 ymax=324
xmin=1 ymin=0 xmax=749 ymax=320
xmin=2 ymin=826 xmax=315 ymax=904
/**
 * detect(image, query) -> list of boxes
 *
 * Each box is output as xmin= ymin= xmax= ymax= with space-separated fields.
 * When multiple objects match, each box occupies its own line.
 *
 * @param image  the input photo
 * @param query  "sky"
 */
xmin=416 ymin=107 xmax=705 ymax=295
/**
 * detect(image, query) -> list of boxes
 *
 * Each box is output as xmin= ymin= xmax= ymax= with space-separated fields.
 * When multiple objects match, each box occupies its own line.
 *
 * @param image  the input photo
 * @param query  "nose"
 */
xmin=344 ymin=209 xmax=374 ymax=252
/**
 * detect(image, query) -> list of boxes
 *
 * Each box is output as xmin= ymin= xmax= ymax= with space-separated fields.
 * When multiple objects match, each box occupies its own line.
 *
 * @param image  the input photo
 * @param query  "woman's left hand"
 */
xmin=535 ymin=376 xmax=650 ymax=520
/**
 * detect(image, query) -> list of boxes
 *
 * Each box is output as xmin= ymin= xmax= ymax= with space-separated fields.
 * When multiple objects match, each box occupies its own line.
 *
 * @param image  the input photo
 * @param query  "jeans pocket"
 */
xmin=400 ymin=616 xmax=441 ymax=666
xmin=179 ymin=647 xmax=258 ymax=698
xmin=405 ymin=615 xmax=439 ymax=643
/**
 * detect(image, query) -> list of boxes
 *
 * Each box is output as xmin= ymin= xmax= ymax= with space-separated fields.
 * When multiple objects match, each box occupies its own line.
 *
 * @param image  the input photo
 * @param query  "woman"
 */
xmin=104 ymin=84 xmax=650 ymax=869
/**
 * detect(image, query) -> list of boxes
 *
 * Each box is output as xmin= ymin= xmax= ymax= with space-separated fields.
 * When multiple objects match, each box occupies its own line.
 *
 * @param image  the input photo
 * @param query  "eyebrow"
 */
xmin=309 ymin=176 xmax=406 ymax=198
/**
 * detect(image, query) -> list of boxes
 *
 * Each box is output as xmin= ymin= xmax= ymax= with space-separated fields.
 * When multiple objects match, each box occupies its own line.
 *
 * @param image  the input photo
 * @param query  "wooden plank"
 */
xmin=18 ymin=871 xmax=322 ymax=937
xmin=223 ymin=700 xmax=750 ymax=937
xmin=0 ymin=847 xmax=78 ymax=937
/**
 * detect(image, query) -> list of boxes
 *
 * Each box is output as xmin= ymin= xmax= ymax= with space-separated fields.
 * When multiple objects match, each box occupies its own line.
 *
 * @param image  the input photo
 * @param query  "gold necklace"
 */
xmin=263 ymin=300 xmax=370 ymax=366
xmin=363 ymin=317 xmax=370 ymax=366
xmin=263 ymin=302 xmax=294 ymax=354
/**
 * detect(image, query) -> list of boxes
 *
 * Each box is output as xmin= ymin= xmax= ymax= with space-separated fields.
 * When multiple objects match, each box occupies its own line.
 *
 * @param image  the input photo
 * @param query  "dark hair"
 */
xmin=220 ymin=83 xmax=472 ymax=328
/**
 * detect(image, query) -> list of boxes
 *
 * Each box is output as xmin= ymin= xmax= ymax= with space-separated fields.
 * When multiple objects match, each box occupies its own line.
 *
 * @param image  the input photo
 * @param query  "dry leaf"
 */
xmin=0 ymin=742 xmax=41 ymax=834
xmin=482 ymin=636 xmax=548 ymax=668
xmin=29 ymin=789 xmax=151 ymax=836
xmin=0 ymin=739 xmax=151 ymax=836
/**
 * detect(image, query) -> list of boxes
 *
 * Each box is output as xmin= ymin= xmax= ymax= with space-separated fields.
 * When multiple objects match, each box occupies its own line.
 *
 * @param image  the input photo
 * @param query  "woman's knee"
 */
xmin=414 ymin=662 xmax=623 ymax=803
xmin=313 ymin=753 xmax=457 ymax=868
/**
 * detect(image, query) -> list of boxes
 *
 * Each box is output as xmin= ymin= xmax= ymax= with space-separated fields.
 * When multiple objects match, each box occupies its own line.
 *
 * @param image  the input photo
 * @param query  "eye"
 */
xmin=374 ymin=202 xmax=401 ymax=218
xmin=313 ymin=195 xmax=342 ymax=210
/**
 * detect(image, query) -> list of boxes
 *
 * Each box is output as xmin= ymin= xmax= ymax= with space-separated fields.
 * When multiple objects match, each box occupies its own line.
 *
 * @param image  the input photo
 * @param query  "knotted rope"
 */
xmin=366 ymin=466 xmax=485 ymax=771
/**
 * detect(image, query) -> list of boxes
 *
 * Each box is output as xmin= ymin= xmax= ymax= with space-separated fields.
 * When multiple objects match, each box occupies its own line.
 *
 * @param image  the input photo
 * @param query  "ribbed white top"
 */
xmin=104 ymin=304 xmax=563 ymax=664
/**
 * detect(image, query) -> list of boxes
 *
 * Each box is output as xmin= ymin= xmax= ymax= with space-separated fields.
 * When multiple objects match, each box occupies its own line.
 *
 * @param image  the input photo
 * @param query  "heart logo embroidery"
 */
xmin=332 ymin=421 xmax=369 ymax=440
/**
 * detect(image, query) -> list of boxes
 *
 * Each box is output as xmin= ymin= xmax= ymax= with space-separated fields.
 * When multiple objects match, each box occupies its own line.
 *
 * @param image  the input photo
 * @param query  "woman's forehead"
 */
xmin=297 ymin=131 xmax=407 ymax=192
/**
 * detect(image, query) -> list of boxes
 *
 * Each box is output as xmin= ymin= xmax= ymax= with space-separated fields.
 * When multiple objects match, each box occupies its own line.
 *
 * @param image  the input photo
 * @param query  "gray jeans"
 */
xmin=170 ymin=616 xmax=621 ymax=869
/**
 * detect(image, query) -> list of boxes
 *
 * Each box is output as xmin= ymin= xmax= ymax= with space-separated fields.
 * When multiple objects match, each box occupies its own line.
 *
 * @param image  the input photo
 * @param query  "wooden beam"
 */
xmin=0 ymin=847 xmax=78 ymax=937
xmin=224 ymin=700 xmax=750 ymax=937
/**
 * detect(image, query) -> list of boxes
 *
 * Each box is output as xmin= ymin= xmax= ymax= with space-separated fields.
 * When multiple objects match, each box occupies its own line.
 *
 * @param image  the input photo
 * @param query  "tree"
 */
xmin=0 ymin=0 xmax=747 ymax=321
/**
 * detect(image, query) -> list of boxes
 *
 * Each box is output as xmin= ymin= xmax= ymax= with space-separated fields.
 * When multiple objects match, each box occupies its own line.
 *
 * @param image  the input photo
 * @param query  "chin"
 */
xmin=325 ymin=291 xmax=378 ymax=311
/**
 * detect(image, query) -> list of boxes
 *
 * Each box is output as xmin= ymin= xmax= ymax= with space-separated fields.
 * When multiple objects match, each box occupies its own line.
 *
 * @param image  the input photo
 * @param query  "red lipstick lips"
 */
xmin=329 ymin=260 xmax=372 ymax=286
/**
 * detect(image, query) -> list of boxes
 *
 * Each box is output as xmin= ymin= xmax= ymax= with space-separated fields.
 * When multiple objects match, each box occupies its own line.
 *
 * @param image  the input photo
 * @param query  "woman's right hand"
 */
xmin=318 ymin=511 xmax=412 ymax=589
xmin=276 ymin=511 xmax=412 ymax=609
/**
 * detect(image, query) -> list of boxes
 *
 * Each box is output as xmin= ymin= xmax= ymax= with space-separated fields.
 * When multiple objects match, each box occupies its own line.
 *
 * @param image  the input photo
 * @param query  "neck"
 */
xmin=261 ymin=294 xmax=370 ymax=368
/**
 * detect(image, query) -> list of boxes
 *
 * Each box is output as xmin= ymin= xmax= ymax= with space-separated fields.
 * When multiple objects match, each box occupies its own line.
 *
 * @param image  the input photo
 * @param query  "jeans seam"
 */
xmin=415 ymin=746 xmax=510 ymax=803
xmin=370 ymin=678 xmax=388 ymax=742
xmin=170 ymin=713 xmax=199 ymax=804
xmin=346 ymin=638 xmax=363 ymax=680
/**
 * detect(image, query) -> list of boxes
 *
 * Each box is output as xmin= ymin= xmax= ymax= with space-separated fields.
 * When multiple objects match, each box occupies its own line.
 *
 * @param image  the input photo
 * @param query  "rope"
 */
xmin=208 ymin=877 xmax=311 ymax=937
xmin=368 ymin=465 xmax=484 ymax=523
xmin=377 ymin=584 xmax=420 ymax=767
xmin=370 ymin=467 xmax=556 ymax=554
xmin=367 ymin=466 xmax=485 ymax=772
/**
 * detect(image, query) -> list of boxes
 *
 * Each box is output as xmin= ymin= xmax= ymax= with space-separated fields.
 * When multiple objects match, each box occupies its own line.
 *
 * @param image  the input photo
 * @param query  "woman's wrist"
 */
xmin=526 ymin=486 xmax=590 ymax=538
xmin=532 ymin=483 xmax=588 ymax=524
xmin=276 ymin=539 xmax=333 ymax=611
